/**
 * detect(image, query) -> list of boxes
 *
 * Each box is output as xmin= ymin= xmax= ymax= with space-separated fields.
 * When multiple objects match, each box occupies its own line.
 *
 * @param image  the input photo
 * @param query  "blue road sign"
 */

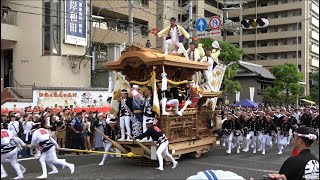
xmin=195 ymin=18 xmax=208 ymax=32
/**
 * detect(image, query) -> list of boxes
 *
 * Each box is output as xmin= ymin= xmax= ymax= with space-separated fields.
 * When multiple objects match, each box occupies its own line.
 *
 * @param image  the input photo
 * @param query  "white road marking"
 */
xmin=192 ymin=161 xmax=278 ymax=173
xmin=17 ymin=157 xmax=40 ymax=161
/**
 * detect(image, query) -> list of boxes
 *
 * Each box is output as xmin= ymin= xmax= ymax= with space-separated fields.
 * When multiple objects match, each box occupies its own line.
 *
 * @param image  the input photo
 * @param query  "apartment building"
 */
xmin=90 ymin=0 xmax=157 ymax=87
xmin=226 ymin=0 xmax=319 ymax=96
xmin=1 ymin=0 xmax=91 ymax=89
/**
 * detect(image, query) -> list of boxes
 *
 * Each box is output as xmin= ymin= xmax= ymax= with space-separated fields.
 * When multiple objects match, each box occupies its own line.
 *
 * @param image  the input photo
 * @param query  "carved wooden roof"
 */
xmin=104 ymin=45 xmax=209 ymax=71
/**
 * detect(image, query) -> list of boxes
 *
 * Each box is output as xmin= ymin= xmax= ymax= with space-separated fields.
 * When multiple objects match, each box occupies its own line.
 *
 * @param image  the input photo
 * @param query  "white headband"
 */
xmin=294 ymin=132 xmax=317 ymax=140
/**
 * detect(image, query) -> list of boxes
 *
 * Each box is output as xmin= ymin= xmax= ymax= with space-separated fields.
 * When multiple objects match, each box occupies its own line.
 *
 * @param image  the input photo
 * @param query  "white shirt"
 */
xmin=1 ymin=129 xmax=25 ymax=147
xmin=23 ymin=121 xmax=35 ymax=134
xmin=293 ymin=111 xmax=301 ymax=124
xmin=8 ymin=121 xmax=20 ymax=137
xmin=206 ymin=57 xmax=214 ymax=71
xmin=187 ymin=48 xmax=200 ymax=62
xmin=30 ymin=128 xmax=58 ymax=147
xmin=170 ymin=26 xmax=178 ymax=42
xmin=46 ymin=117 xmax=51 ymax=127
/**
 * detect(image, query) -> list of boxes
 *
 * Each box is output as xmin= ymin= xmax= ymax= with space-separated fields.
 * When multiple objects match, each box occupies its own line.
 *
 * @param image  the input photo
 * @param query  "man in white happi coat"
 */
xmin=200 ymin=48 xmax=216 ymax=92
xmin=28 ymin=128 xmax=74 ymax=179
xmin=1 ymin=128 xmax=26 ymax=179
xmin=158 ymin=17 xmax=191 ymax=60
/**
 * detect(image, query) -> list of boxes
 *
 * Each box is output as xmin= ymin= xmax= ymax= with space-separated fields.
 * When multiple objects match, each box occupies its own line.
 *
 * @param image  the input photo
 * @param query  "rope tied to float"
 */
xmin=58 ymin=148 xmax=140 ymax=157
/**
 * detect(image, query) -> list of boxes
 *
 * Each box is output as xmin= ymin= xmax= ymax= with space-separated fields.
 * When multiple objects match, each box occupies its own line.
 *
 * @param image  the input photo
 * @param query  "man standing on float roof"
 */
xmin=157 ymin=17 xmax=191 ymax=60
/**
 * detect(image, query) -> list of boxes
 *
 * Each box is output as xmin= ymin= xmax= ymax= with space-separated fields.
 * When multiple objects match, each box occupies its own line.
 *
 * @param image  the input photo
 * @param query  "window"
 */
xmin=261 ymin=2 xmax=267 ymax=6
xmin=261 ymin=41 xmax=267 ymax=47
xmin=273 ymin=54 xmax=278 ymax=59
xmin=274 ymin=41 xmax=278 ymax=46
xmin=274 ymin=12 xmax=278 ymax=18
xmin=282 ymin=26 xmax=288 ymax=31
xmin=42 ymin=0 xmax=60 ymax=55
xmin=281 ymin=11 xmax=288 ymax=17
xmin=282 ymin=39 xmax=287 ymax=45
xmin=281 ymin=53 xmax=288 ymax=59
xmin=141 ymin=0 xmax=149 ymax=7
xmin=261 ymin=28 xmax=267 ymax=33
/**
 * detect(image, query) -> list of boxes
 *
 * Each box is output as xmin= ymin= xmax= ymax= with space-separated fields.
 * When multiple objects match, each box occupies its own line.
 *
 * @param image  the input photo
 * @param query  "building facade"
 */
xmin=90 ymin=0 xmax=157 ymax=87
xmin=226 ymin=0 xmax=319 ymax=96
xmin=1 ymin=0 xmax=91 ymax=88
xmin=228 ymin=61 xmax=275 ymax=104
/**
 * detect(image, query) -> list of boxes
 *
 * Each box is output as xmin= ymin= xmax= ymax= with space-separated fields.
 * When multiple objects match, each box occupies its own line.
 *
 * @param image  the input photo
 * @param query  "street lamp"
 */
xmin=296 ymin=17 xmax=311 ymax=108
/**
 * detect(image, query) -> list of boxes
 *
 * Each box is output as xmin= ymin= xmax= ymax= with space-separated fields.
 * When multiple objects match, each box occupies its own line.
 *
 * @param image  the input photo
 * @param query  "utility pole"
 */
xmin=254 ymin=0 xmax=257 ymax=61
xmin=223 ymin=0 xmax=227 ymax=41
xmin=239 ymin=0 xmax=243 ymax=61
xmin=91 ymin=46 xmax=96 ymax=87
xmin=188 ymin=0 xmax=193 ymax=44
xmin=128 ymin=0 xmax=134 ymax=45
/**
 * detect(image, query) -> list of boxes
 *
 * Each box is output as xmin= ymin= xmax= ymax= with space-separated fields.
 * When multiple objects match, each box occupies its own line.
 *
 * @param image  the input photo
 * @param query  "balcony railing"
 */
xmin=92 ymin=20 xmax=149 ymax=37
xmin=1 ymin=8 xmax=17 ymax=25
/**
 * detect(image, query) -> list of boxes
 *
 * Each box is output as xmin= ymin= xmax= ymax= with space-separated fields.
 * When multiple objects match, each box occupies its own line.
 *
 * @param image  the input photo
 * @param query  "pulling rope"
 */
xmin=58 ymin=148 xmax=141 ymax=158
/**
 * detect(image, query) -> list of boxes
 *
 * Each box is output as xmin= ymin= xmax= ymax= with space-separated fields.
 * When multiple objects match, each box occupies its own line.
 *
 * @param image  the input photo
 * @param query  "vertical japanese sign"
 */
xmin=65 ymin=0 xmax=87 ymax=46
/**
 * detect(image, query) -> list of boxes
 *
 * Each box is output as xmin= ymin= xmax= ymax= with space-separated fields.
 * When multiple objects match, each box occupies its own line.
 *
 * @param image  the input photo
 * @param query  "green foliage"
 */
xmin=265 ymin=63 xmax=304 ymax=106
xmin=309 ymin=70 xmax=319 ymax=104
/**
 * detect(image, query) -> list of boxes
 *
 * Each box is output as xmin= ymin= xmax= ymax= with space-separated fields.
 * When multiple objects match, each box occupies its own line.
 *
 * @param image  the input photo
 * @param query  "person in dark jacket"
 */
xmin=243 ymin=114 xmax=261 ymax=153
xmin=224 ymin=112 xmax=243 ymax=154
xmin=261 ymin=115 xmax=278 ymax=155
xmin=133 ymin=118 xmax=178 ymax=171
xmin=99 ymin=116 xmax=119 ymax=166
xmin=277 ymin=114 xmax=295 ymax=155
xmin=118 ymin=89 xmax=133 ymax=141
xmin=267 ymin=127 xmax=319 ymax=180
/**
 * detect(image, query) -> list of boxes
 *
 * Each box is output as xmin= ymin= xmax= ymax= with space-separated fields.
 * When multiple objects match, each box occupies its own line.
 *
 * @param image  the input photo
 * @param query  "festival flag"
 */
xmin=151 ymin=67 xmax=160 ymax=116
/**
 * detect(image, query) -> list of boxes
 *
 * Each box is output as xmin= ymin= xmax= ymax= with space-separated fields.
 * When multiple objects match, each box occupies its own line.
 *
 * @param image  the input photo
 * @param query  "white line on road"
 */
xmin=191 ymin=161 xmax=278 ymax=173
xmin=17 ymin=157 xmax=40 ymax=161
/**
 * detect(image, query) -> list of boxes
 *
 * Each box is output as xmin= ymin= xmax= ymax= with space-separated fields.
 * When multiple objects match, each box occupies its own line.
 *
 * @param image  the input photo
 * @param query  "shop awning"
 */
xmin=300 ymin=99 xmax=316 ymax=104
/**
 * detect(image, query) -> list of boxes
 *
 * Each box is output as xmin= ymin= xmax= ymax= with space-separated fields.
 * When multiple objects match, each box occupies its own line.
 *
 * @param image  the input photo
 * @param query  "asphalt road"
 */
xmin=3 ymin=142 xmax=319 ymax=180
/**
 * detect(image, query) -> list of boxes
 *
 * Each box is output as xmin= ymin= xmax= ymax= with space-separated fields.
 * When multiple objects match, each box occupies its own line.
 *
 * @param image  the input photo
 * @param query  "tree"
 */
xmin=309 ymin=70 xmax=319 ymax=104
xmin=265 ymin=63 xmax=304 ymax=106
xmin=197 ymin=38 xmax=244 ymax=95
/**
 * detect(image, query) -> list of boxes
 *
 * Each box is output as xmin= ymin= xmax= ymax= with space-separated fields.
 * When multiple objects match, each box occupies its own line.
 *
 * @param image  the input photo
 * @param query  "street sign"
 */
xmin=196 ymin=30 xmax=221 ymax=38
xmin=195 ymin=18 xmax=208 ymax=32
xmin=209 ymin=16 xmax=222 ymax=30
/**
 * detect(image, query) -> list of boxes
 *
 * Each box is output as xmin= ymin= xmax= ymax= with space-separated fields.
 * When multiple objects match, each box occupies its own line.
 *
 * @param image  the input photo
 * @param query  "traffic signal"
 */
xmin=241 ymin=18 xmax=269 ymax=29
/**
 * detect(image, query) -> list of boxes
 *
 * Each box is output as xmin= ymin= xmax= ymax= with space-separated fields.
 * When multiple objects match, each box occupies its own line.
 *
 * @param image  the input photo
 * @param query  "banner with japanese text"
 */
xmin=32 ymin=90 xmax=112 ymax=108
xmin=65 ymin=0 xmax=87 ymax=46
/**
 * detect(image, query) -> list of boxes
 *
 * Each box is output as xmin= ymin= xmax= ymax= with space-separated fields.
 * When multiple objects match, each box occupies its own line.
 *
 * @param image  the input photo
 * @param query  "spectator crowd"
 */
xmin=1 ymin=107 xmax=111 ymax=158
xmin=1 ymin=104 xmax=318 ymax=158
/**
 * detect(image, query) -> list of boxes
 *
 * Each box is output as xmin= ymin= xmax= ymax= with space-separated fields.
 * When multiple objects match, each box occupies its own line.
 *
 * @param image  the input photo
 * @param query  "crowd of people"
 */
xmin=216 ymin=105 xmax=319 ymax=155
xmin=1 ymin=107 xmax=113 ymax=158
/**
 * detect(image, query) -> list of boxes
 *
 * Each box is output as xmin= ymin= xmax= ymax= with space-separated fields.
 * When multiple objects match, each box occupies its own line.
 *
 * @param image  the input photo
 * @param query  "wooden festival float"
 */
xmin=104 ymin=45 xmax=226 ymax=165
